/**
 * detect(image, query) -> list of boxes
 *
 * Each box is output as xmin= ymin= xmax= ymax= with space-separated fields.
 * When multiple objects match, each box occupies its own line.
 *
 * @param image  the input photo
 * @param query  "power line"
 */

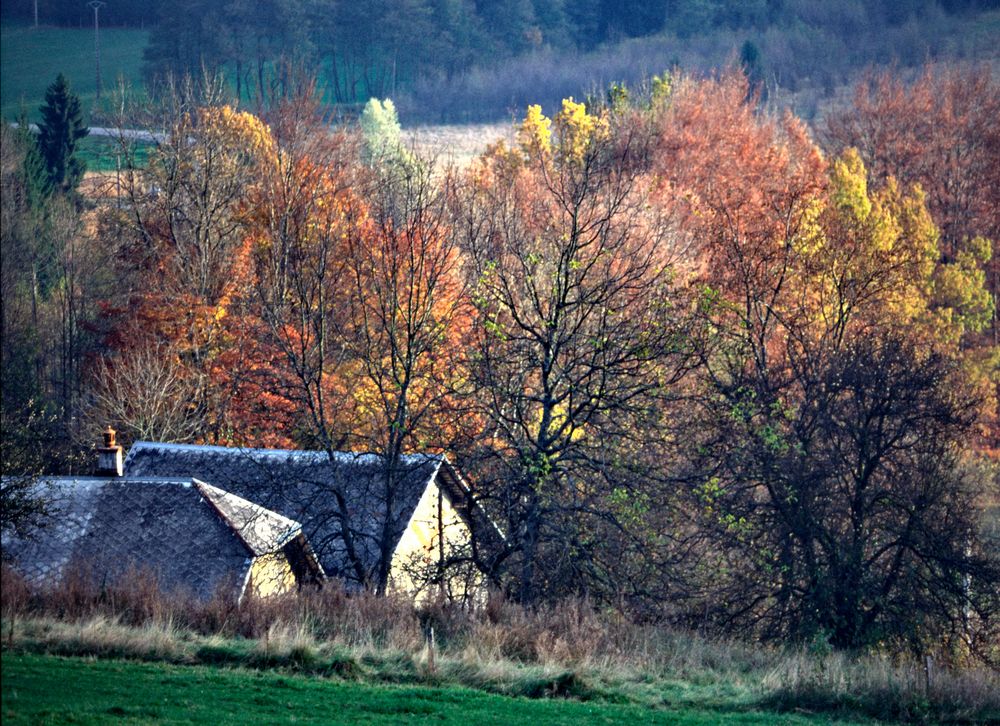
xmin=88 ymin=1 xmax=107 ymax=101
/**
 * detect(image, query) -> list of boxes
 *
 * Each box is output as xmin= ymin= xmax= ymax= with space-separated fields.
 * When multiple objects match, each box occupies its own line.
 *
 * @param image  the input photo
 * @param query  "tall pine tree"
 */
xmin=15 ymin=110 xmax=52 ymax=207
xmin=36 ymin=74 xmax=88 ymax=195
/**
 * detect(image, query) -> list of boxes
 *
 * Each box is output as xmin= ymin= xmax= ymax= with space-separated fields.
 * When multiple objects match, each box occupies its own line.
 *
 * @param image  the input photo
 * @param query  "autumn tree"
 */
xmin=359 ymin=97 xmax=411 ymax=169
xmin=650 ymin=71 xmax=826 ymax=292
xmin=97 ymin=88 xmax=461 ymax=592
xmin=824 ymin=63 xmax=1000 ymax=352
xmin=679 ymin=138 xmax=999 ymax=652
xmin=825 ymin=64 xmax=1000 ymax=255
xmin=238 ymin=89 xmax=359 ymax=443
xmin=453 ymin=99 xmax=695 ymax=604
xmin=638 ymin=71 xmax=999 ymax=651
xmin=95 ymin=84 xmax=272 ymax=443
xmin=344 ymin=163 xmax=468 ymax=593
xmin=229 ymin=110 xmax=372 ymax=585
xmin=243 ymin=87 xmax=473 ymax=592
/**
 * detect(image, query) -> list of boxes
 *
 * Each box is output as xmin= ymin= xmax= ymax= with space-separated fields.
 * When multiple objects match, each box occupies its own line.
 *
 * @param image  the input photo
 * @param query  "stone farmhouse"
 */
xmin=2 ymin=437 xmax=325 ymax=600
xmin=124 ymin=440 xmax=489 ymax=601
xmin=3 ymin=428 xmax=493 ymax=602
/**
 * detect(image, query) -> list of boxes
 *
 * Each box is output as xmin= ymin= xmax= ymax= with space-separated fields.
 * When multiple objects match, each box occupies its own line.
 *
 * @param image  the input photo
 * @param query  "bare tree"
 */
xmin=452 ymin=103 xmax=695 ymax=604
xmin=344 ymin=159 xmax=468 ymax=594
xmin=82 ymin=344 xmax=205 ymax=445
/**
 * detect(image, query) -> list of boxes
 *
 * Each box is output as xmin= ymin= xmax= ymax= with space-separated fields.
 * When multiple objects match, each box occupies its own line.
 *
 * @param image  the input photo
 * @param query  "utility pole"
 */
xmin=89 ymin=1 xmax=106 ymax=101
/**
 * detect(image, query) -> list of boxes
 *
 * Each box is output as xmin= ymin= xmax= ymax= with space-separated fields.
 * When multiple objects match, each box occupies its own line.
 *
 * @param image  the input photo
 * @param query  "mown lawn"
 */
xmin=0 ymin=22 xmax=149 ymax=122
xmin=1 ymin=652 xmax=871 ymax=726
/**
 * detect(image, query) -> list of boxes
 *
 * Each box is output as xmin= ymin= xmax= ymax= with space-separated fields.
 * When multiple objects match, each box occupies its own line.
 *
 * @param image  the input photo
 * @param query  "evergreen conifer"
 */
xmin=36 ymin=74 xmax=89 ymax=195
xmin=15 ymin=110 xmax=52 ymax=207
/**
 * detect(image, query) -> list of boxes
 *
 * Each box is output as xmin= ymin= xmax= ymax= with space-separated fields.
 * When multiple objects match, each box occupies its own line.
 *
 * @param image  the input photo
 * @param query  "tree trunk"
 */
xmin=518 ymin=488 xmax=541 ymax=605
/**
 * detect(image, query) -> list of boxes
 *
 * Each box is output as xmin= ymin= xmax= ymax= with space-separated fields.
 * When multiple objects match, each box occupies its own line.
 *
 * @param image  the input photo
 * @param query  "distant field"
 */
xmin=76 ymin=134 xmax=153 ymax=173
xmin=0 ymin=22 xmax=148 ymax=122
xmin=403 ymin=122 xmax=510 ymax=166
xmin=1 ymin=21 xmax=504 ymax=167
xmin=1 ymin=652 xmax=870 ymax=726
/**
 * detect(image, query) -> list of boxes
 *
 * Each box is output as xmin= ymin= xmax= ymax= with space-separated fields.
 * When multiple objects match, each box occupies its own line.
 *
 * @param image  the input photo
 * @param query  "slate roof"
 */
xmin=123 ymin=442 xmax=475 ymax=585
xmin=1 ymin=476 xmax=307 ymax=600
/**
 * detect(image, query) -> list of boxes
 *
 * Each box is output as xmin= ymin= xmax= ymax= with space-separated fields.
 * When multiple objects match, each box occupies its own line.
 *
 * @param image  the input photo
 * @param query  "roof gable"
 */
xmin=193 ymin=479 xmax=300 ymax=555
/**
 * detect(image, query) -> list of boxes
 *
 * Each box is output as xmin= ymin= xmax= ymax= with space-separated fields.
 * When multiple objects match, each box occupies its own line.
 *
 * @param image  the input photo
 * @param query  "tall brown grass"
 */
xmin=2 ymin=563 xmax=997 ymax=723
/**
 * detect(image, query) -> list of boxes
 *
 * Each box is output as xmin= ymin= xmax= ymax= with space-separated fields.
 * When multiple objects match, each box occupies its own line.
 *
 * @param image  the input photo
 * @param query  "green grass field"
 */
xmin=0 ymin=652 xmax=870 ymax=726
xmin=75 ymin=134 xmax=154 ymax=173
xmin=0 ymin=20 xmax=361 ymax=125
xmin=0 ymin=22 xmax=149 ymax=122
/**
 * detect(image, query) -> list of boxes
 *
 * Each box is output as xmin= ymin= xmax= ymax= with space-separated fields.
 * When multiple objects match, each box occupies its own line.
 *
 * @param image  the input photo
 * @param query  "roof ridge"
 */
xmin=128 ymin=441 xmax=446 ymax=463
xmin=33 ymin=475 xmax=201 ymax=486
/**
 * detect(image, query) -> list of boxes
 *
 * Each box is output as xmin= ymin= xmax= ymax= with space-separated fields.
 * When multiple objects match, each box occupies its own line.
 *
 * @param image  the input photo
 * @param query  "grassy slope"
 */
xmin=1 ymin=652 xmax=869 ymax=726
xmin=1 ymin=22 xmax=155 ymax=172
xmin=0 ymin=22 xmax=502 ymax=172
xmin=0 ymin=22 xmax=148 ymax=122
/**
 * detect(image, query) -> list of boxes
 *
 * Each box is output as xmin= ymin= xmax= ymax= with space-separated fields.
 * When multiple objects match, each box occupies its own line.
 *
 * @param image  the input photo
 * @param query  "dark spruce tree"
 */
xmin=740 ymin=40 xmax=767 ymax=101
xmin=15 ymin=110 xmax=53 ymax=207
xmin=36 ymin=74 xmax=89 ymax=195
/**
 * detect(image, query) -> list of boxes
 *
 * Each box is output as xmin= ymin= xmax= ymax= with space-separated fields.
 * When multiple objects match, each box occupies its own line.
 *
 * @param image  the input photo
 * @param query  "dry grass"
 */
xmin=758 ymin=651 xmax=1000 ymax=723
xmin=2 ymin=565 xmax=998 ymax=723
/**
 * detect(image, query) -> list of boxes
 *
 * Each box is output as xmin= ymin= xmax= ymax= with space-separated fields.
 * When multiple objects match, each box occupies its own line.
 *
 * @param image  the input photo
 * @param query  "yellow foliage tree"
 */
xmin=554 ymin=98 xmax=608 ymax=162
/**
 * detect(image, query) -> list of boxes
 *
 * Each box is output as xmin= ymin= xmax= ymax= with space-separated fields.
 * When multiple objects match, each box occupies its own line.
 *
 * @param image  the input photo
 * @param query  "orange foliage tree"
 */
xmin=244 ymin=94 xmax=469 ymax=591
xmin=652 ymin=71 xmax=827 ymax=299
xmin=342 ymin=163 xmax=469 ymax=592
xmin=231 ymin=93 xmax=362 ymax=449
xmin=824 ymin=63 xmax=999 ymax=452
xmin=825 ymin=64 xmax=1000 ymax=259
xmin=92 ymin=102 xmax=273 ymax=444
xmin=663 ymin=73 xmax=999 ymax=650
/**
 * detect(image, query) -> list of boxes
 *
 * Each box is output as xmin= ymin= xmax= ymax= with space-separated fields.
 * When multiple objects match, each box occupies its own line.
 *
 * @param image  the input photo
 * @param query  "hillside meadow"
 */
xmin=0 ymin=22 xmax=148 ymax=122
xmin=2 ymin=571 xmax=998 ymax=724
xmin=1 ymin=652 xmax=874 ymax=726
xmin=1 ymin=20 xmax=509 ymax=174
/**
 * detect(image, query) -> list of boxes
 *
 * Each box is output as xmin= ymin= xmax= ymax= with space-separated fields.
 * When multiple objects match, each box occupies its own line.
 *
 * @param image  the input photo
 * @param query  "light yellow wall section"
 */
xmin=390 ymin=477 xmax=480 ymax=602
xmin=248 ymin=551 xmax=297 ymax=597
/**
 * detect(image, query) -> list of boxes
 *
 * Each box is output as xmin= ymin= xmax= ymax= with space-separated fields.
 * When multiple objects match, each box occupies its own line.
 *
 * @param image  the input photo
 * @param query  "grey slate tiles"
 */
xmin=124 ymin=442 xmax=446 ymax=585
xmin=1 ymin=476 xmax=308 ymax=600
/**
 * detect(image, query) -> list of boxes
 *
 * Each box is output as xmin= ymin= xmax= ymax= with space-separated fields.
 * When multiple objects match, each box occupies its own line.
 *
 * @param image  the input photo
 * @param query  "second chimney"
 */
xmin=97 ymin=426 xmax=123 ymax=477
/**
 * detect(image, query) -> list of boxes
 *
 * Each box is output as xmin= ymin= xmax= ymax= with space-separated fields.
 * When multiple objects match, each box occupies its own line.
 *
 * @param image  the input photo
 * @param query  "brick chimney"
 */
xmin=97 ymin=426 xmax=123 ymax=476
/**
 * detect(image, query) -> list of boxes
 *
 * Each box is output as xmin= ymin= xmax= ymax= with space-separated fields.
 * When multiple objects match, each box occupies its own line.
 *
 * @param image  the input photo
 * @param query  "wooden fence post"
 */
xmin=428 ymin=626 xmax=436 ymax=673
